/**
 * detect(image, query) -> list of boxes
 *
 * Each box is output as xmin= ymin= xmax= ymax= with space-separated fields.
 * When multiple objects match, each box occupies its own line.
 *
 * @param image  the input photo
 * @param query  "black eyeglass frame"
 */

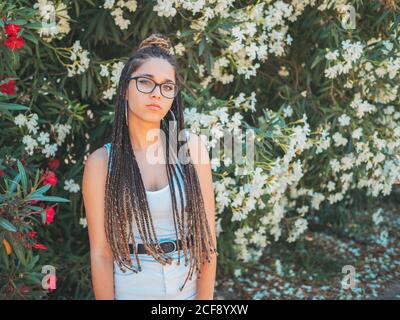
xmin=127 ymin=76 xmax=179 ymax=99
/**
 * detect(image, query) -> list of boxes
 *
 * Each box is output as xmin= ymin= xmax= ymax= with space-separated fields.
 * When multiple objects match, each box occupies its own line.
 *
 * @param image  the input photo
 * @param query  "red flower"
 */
xmin=28 ymin=231 xmax=37 ymax=238
xmin=0 ymin=170 xmax=5 ymax=177
xmin=5 ymin=35 xmax=25 ymax=51
xmin=48 ymin=158 xmax=60 ymax=171
xmin=30 ymin=199 xmax=40 ymax=205
xmin=45 ymin=207 xmax=56 ymax=225
xmin=0 ymin=79 xmax=16 ymax=95
xmin=21 ymin=159 xmax=27 ymax=166
xmin=33 ymin=243 xmax=47 ymax=250
xmin=4 ymin=24 xmax=21 ymax=37
xmin=43 ymin=171 xmax=57 ymax=186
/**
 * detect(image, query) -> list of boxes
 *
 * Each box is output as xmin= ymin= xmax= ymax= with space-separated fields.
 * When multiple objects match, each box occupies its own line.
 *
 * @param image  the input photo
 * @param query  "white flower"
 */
xmin=37 ymin=131 xmax=50 ymax=145
xmin=22 ymin=135 xmax=38 ymax=155
xmin=54 ymin=123 xmax=72 ymax=145
xmin=278 ymin=65 xmax=289 ymax=77
xmin=104 ymin=0 xmax=115 ymax=10
xmin=173 ymin=43 xmax=186 ymax=56
xmin=327 ymin=181 xmax=335 ymax=192
xmin=33 ymin=0 xmax=71 ymax=42
xmin=332 ymin=132 xmax=348 ymax=147
xmin=350 ymin=98 xmax=376 ymax=118
xmin=153 ymin=0 xmax=177 ymax=18
xmin=282 ymin=104 xmax=293 ymax=118
xmin=372 ymin=208 xmax=383 ymax=226
xmin=14 ymin=114 xmax=28 ymax=127
xmin=234 ymin=268 xmax=242 ymax=278
xmin=79 ymin=217 xmax=87 ymax=228
xmin=325 ymin=50 xmax=339 ymax=61
xmin=338 ymin=114 xmax=351 ymax=126
xmin=330 ymin=159 xmax=341 ymax=173
xmin=124 ymin=0 xmax=138 ymax=12
xmin=64 ymin=179 xmax=81 ymax=193
xmin=66 ymin=41 xmax=90 ymax=77
xmin=103 ymin=87 xmax=116 ymax=100
xmin=352 ymin=128 xmax=363 ymax=140
xmin=42 ymin=143 xmax=58 ymax=158
xmin=311 ymin=193 xmax=325 ymax=210
xmin=99 ymin=64 xmax=109 ymax=77
xmin=26 ymin=113 xmax=39 ymax=134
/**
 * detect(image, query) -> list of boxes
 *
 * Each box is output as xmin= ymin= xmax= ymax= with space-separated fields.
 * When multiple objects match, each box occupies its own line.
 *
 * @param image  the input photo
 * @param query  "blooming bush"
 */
xmin=0 ymin=0 xmax=399 ymax=299
xmin=0 ymin=160 xmax=69 ymax=298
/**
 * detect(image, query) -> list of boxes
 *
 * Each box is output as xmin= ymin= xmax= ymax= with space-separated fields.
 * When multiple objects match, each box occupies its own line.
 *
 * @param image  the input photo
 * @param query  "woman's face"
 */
xmin=126 ymin=57 xmax=176 ymax=124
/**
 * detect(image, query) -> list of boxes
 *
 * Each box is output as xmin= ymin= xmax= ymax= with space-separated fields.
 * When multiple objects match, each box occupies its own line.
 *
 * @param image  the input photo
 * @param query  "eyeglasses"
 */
xmin=127 ymin=76 xmax=179 ymax=99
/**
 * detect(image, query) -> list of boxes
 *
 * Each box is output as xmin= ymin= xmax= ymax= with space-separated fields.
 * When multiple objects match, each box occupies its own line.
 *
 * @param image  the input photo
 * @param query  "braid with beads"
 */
xmin=104 ymin=33 xmax=218 ymax=291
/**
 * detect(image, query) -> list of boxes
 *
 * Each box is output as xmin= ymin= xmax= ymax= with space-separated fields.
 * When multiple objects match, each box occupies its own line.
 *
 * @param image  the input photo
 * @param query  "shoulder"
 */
xmin=82 ymin=146 xmax=109 ymax=189
xmin=186 ymin=132 xmax=210 ymax=166
xmin=84 ymin=145 xmax=109 ymax=169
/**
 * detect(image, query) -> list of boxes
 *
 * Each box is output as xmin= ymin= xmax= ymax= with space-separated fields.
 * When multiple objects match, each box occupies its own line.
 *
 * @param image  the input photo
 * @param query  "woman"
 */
xmin=82 ymin=34 xmax=218 ymax=300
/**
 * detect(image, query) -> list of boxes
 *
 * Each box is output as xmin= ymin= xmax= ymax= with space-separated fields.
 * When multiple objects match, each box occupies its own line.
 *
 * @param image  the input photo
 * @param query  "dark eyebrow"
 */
xmin=137 ymin=73 xmax=175 ymax=83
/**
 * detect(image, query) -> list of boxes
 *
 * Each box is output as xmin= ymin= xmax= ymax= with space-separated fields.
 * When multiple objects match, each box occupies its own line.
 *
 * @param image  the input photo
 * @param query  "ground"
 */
xmin=214 ymin=194 xmax=400 ymax=300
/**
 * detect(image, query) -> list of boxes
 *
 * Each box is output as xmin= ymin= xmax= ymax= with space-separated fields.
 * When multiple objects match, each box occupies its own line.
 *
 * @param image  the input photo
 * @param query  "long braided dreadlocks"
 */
xmin=104 ymin=34 xmax=218 ymax=291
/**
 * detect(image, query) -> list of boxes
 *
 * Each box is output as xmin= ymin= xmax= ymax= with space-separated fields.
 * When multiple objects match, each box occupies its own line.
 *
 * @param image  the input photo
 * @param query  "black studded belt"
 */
xmin=129 ymin=235 xmax=193 ymax=255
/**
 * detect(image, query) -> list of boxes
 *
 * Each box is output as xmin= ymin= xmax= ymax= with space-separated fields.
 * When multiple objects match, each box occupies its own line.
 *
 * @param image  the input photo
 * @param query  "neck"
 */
xmin=128 ymin=113 xmax=162 ymax=152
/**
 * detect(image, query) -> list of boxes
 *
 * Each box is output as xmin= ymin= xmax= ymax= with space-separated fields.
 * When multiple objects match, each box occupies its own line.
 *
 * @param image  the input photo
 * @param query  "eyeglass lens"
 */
xmin=136 ymin=77 xmax=177 ymax=98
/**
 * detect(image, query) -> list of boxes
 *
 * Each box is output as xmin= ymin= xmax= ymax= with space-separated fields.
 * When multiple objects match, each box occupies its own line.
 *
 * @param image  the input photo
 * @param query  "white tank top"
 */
xmin=103 ymin=143 xmax=188 ymax=245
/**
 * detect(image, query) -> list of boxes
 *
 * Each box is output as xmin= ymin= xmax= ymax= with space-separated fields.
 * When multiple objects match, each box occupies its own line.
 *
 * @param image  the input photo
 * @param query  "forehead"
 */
xmin=132 ymin=58 xmax=175 ymax=82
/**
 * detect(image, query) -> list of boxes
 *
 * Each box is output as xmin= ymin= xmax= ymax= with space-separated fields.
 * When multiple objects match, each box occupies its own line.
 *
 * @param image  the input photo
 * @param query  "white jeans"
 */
xmin=113 ymin=249 xmax=197 ymax=300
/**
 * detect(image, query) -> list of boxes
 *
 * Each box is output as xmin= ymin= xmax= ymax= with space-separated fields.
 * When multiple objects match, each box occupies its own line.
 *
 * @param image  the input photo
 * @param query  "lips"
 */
xmin=145 ymin=104 xmax=161 ymax=110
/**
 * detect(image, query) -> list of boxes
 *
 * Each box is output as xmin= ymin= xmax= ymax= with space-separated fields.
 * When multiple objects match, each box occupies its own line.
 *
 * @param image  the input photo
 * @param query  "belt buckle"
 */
xmin=161 ymin=240 xmax=176 ymax=253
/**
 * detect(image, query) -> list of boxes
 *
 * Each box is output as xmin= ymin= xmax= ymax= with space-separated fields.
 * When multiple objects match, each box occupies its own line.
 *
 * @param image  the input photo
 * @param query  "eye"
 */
xmin=139 ymin=79 xmax=151 ymax=84
xmin=163 ymin=84 xmax=174 ymax=91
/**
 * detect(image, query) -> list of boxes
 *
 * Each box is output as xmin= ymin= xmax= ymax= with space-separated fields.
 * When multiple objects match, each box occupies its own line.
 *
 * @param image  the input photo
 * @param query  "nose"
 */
xmin=151 ymin=84 xmax=162 ymax=97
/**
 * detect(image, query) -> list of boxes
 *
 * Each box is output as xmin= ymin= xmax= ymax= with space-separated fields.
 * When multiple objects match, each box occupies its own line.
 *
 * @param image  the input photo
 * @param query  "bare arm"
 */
xmin=82 ymin=148 xmax=115 ymax=300
xmin=188 ymin=133 xmax=218 ymax=300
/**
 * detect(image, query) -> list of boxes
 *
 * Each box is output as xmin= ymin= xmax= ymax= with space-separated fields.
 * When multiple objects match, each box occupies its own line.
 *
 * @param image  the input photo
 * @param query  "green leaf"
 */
xmin=0 ymin=217 xmax=17 ymax=232
xmin=311 ymin=54 xmax=323 ymax=70
xmin=17 ymin=160 xmax=28 ymax=196
xmin=25 ymin=254 xmax=40 ymax=271
xmin=28 ymin=205 xmax=44 ymax=211
xmin=34 ymin=169 xmax=40 ymax=186
xmin=11 ymin=19 xmax=27 ymax=25
xmin=25 ymin=22 xmax=45 ymax=29
xmin=199 ymin=38 xmax=205 ymax=56
xmin=0 ymin=102 xmax=29 ymax=111
xmin=23 ymin=31 xmax=38 ymax=44
xmin=31 ymin=184 xmax=52 ymax=197
xmin=12 ymin=240 xmax=27 ymax=266
xmin=9 ymin=173 xmax=21 ymax=194
xmin=26 ymin=195 xmax=71 ymax=203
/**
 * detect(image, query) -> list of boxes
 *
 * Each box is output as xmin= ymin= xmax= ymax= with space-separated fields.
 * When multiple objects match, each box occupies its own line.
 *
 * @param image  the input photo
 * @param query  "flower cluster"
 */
xmin=324 ymin=40 xmax=365 ymax=79
xmin=153 ymin=1 xmax=316 ymax=84
xmin=65 ymin=41 xmax=90 ymax=77
xmin=3 ymin=23 xmax=25 ymax=51
xmin=103 ymin=0 xmax=138 ymax=30
xmin=14 ymin=113 xmax=72 ymax=158
xmin=33 ymin=0 xmax=71 ymax=42
xmin=99 ymin=61 xmax=125 ymax=100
